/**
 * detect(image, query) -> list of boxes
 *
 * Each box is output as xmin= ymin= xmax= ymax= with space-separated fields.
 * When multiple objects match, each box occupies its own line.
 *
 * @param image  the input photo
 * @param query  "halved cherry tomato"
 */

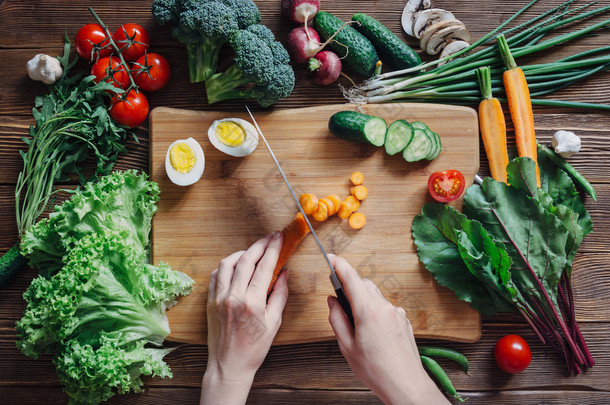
xmin=113 ymin=23 xmax=150 ymax=61
xmin=132 ymin=53 xmax=171 ymax=92
xmin=428 ymin=170 xmax=466 ymax=202
xmin=110 ymin=90 xmax=149 ymax=128
xmin=494 ymin=335 xmax=531 ymax=374
xmin=75 ymin=23 xmax=112 ymax=62
xmin=91 ymin=56 xmax=130 ymax=90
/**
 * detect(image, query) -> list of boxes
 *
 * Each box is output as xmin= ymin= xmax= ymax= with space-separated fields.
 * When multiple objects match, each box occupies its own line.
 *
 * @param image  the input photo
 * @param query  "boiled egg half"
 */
xmin=165 ymin=137 xmax=205 ymax=186
xmin=208 ymin=118 xmax=259 ymax=157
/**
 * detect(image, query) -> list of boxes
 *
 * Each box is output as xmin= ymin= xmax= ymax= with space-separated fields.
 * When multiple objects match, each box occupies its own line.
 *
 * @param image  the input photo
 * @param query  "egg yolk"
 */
xmin=216 ymin=121 xmax=245 ymax=147
xmin=170 ymin=142 xmax=196 ymax=174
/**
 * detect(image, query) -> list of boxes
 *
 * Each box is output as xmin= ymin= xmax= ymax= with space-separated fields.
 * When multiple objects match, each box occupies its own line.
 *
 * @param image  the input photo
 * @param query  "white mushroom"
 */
xmin=419 ymin=19 xmax=465 ymax=51
xmin=401 ymin=0 xmax=431 ymax=37
xmin=552 ymin=130 xmax=581 ymax=158
xmin=425 ymin=24 xmax=471 ymax=55
xmin=412 ymin=8 xmax=456 ymax=39
xmin=438 ymin=40 xmax=471 ymax=65
xmin=26 ymin=54 xmax=62 ymax=85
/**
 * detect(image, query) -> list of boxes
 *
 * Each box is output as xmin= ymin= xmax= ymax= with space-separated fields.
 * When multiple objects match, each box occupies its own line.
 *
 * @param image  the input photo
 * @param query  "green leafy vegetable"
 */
xmin=412 ymin=157 xmax=594 ymax=373
xmin=16 ymin=171 xmax=193 ymax=404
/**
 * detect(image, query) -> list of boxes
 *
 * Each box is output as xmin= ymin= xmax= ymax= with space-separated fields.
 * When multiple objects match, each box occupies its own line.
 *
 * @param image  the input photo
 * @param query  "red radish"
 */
xmin=281 ymin=0 xmax=321 ymax=24
xmin=308 ymin=50 xmax=342 ymax=85
xmin=287 ymin=26 xmax=322 ymax=64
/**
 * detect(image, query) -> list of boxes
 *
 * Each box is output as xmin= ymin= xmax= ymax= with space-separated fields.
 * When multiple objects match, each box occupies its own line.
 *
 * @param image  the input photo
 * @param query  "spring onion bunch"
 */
xmin=346 ymin=0 xmax=610 ymax=110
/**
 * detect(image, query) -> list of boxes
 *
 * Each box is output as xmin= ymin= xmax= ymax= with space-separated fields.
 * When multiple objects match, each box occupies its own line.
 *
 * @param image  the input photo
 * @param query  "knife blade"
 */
xmin=245 ymin=106 xmax=354 ymax=327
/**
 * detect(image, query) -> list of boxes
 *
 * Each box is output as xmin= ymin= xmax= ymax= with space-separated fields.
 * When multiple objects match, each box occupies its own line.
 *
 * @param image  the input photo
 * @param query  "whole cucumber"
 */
xmin=313 ymin=11 xmax=379 ymax=77
xmin=352 ymin=13 xmax=421 ymax=70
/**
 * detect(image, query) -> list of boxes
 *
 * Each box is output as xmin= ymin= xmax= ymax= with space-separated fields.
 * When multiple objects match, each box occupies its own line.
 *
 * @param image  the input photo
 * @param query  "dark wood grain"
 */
xmin=1 ymin=0 xmax=610 ymax=403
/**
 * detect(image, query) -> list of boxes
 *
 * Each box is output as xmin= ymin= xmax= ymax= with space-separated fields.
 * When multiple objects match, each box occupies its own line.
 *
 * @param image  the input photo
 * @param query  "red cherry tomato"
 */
xmin=91 ymin=56 xmax=130 ymax=90
xmin=132 ymin=53 xmax=171 ymax=92
xmin=494 ymin=335 xmax=532 ymax=374
xmin=110 ymin=90 xmax=149 ymax=128
xmin=75 ymin=23 xmax=112 ymax=62
xmin=427 ymin=170 xmax=466 ymax=203
xmin=113 ymin=23 xmax=150 ymax=61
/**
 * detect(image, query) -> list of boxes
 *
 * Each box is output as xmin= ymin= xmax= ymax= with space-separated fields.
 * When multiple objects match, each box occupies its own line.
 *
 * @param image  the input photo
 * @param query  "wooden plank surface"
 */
xmin=150 ymin=104 xmax=481 ymax=344
xmin=1 ymin=0 xmax=610 ymax=403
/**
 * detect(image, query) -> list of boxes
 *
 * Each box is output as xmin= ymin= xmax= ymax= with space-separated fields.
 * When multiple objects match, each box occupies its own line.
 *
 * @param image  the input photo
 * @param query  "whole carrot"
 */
xmin=476 ymin=66 xmax=509 ymax=183
xmin=498 ymin=35 xmax=540 ymax=187
xmin=267 ymin=213 xmax=311 ymax=295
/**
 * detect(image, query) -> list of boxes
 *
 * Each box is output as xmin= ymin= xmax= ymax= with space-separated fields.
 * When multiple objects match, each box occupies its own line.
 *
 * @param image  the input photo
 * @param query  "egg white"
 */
xmin=208 ymin=118 xmax=259 ymax=157
xmin=165 ymin=137 xmax=205 ymax=186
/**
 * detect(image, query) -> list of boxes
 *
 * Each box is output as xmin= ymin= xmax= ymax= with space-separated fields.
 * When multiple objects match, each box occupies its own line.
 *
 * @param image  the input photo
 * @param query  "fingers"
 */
xmin=249 ymin=231 xmax=283 ymax=300
xmin=266 ymin=270 xmax=289 ymax=328
xmin=230 ymin=233 xmax=275 ymax=295
xmin=208 ymin=270 xmax=218 ymax=305
xmin=327 ymin=295 xmax=354 ymax=352
xmin=215 ymin=250 xmax=245 ymax=299
xmin=328 ymin=254 xmax=367 ymax=311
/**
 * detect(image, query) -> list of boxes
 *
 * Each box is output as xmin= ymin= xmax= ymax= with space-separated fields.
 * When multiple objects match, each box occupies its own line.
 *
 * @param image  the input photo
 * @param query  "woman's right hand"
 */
xmin=326 ymin=254 xmax=450 ymax=405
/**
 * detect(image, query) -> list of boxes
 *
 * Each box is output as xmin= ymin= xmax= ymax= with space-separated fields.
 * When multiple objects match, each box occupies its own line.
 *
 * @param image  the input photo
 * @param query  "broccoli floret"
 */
xmin=151 ymin=0 xmax=261 ymax=82
xmin=204 ymin=25 xmax=295 ymax=108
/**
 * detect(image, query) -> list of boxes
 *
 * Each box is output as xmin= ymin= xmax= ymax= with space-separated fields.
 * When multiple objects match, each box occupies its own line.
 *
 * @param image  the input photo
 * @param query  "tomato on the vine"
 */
xmin=113 ymin=23 xmax=150 ymax=61
xmin=494 ymin=335 xmax=532 ymax=374
xmin=110 ymin=90 xmax=149 ymax=128
xmin=91 ymin=56 xmax=130 ymax=90
xmin=427 ymin=170 xmax=466 ymax=202
xmin=75 ymin=23 xmax=112 ymax=62
xmin=132 ymin=53 xmax=171 ymax=92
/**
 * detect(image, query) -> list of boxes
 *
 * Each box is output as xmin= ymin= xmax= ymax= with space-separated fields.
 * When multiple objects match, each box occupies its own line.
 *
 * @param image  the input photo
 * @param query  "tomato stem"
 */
xmin=88 ymin=7 xmax=139 ymax=97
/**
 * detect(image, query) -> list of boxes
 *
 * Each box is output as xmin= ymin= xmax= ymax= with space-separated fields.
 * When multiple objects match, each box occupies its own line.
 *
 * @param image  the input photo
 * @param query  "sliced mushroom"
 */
xmin=438 ymin=40 xmax=471 ymax=65
xmin=426 ymin=25 xmax=471 ymax=55
xmin=412 ymin=9 xmax=455 ymax=39
xmin=419 ymin=19 xmax=465 ymax=52
xmin=401 ymin=0 xmax=431 ymax=37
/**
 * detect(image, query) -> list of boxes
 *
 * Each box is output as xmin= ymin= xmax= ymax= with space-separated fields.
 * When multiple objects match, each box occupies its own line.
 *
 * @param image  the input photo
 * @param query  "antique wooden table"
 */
xmin=1 ymin=0 xmax=609 ymax=403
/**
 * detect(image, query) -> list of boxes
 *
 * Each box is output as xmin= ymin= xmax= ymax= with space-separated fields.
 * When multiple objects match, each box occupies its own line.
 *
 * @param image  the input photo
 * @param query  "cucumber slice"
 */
xmin=423 ymin=129 xmax=439 ymax=160
xmin=403 ymin=128 xmax=432 ymax=162
xmin=329 ymin=111 xmax=387 ymax=147
xmin=385 ymin=119 xmax=414 ymax=155
xmin=426 ymin=131 xmax=442 ymax=160
xmin=410 ymin=121 xmax=430 ymax=131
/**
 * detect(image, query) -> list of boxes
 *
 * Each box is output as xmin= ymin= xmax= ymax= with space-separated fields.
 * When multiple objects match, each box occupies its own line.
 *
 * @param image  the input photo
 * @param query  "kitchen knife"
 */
xmin=245 ymin=106 xmax=355 ymax=327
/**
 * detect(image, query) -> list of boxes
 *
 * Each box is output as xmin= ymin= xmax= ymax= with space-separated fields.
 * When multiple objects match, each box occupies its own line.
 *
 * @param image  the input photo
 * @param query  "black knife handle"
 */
xmin=335 ymin=287 xmax=355 ymax=328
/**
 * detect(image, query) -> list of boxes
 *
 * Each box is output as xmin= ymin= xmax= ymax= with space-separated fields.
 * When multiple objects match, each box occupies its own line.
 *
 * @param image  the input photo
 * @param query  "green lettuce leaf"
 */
xmin=21 ymin=170 xmax=160 ymax=277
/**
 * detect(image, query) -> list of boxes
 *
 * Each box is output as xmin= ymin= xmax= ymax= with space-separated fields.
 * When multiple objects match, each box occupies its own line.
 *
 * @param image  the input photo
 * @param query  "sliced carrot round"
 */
xmin=319 ymin=197 xmax=336 ymax=216
xmin=337 ymin=202 xmax=353 ymax=219
xmin=344 ymin=195 xmax=360 ymax=211
xmin=327 ymin=194 xmax=342 ymax=214
xmin=299 ymin=193 xmax=318 ymax=215
xmin=350 ymin=185 xmax=368 ymax=201
xmin=312 ymin=201 xmax=329 ymax=222
xmin=350 ymin=171 xmax=364 ymax=186
xmin=348 ymin=212 xmax=366 ymax=229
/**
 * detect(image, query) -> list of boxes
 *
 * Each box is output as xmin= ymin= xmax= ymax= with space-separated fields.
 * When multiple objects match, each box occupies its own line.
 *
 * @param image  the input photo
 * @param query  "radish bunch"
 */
xmin=282 ymin=0 xmax=342 ymax=85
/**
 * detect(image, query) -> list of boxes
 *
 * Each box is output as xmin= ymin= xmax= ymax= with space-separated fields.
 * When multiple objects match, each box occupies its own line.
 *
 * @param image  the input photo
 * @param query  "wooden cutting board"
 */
xmin=150 ymin=104 xmax=481 ymax=345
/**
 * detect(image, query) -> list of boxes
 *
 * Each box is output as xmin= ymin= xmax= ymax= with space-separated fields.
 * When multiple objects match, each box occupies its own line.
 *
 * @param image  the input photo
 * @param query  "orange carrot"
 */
xmin=327 ymin=194 xmax=342 ymax=214
xmin=312 ymin=201 xmax=329 ymax=221
xmin=344 ymin=195 xmax=360 ymax=211
xmin=350 ymin=171 xmax=364 ymax=186
xmin=319 ymin=197 xmax=337 ymax=216
xmin=350 ymin=185 xmax=368 ymax=201
xmin=348 ymin=212 xmax=366 ymax=229
xmin=498 ymin=35 xmax=540 ymax=187
xmin=337 ymin=202 xmax=353 ymax=219
xmin=299 ymin=193 xmax=318 ymax=215
xmin=476 ymin=67 xmax=509 ymax=183
xmin=267 ymin=213 xmax=311 ymax=294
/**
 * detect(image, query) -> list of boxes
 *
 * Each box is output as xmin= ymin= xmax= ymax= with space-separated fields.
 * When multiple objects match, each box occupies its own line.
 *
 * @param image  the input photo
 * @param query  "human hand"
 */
xmin=327 ymin=254 xmax=449 ymax=405
xmin=200 ymin=231 xmax=288 ymax=405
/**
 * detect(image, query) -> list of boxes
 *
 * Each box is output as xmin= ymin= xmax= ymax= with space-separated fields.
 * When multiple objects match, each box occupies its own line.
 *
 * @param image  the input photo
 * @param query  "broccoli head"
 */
xmin=204 ymin=25 xmax=295 ymax=108
xmin=151 ymin=0 xmax=261 ymax=82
